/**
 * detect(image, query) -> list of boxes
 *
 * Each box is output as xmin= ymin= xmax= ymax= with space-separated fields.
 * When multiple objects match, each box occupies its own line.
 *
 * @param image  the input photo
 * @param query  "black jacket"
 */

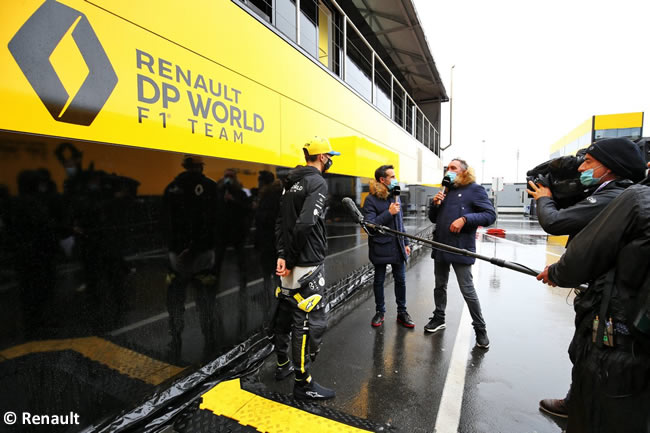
xmin=548 ymin=183 xmax=650 ymax=433
xmin=549 ymin=183 xmax=650 ymax=337
xmin=536 ymin=179 xmax=632 ymax=241
xmin=275 ymin=166 xmax=328 ymax=269
xmin=162 ymin=171 xmax=218 ymax=254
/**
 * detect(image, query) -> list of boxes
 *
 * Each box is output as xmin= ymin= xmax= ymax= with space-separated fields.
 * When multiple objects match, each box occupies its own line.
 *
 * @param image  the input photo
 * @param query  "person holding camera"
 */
xmin=536 ymin=179 xmax=650 ymax=433
xmin=527 ymin=137 xmax=646 ymax=418
xmin=527 ymin=137 xmax=646 ymax=244
xmin=363 ymin=165 xmax=414 ymax=328
xmin=425 ymin=158 xmax=496 ymax=349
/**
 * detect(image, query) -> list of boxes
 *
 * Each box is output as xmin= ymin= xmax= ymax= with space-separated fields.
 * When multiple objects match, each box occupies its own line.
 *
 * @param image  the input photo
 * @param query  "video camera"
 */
xmin=526 ymin=148 xmax=588 ymax=209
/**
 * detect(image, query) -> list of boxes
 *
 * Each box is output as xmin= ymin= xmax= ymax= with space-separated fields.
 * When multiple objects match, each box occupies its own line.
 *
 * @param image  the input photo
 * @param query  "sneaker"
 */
xmin=475 ymin=329 xmax=490 ymax=349
xmin=371 ymin=312 xmax=385 ymax=327
xmin=274 ymin=360 xmax=294 ymax=380
xmin=294 ymin=379 xmax=336 ymax=400
xmin=397 ymin=311 xmax=415 ymax=328
xmin=539 ymin=398 xmax=568 ymax=418
xmin=424 ymin=317 xmax=446 ymax=333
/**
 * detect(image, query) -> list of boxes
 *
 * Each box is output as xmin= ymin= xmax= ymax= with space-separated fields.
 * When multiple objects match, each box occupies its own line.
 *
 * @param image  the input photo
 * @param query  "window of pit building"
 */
xmin=405 ymin=97 xmax=414 ymax=135
xmin=244 ymin=0 xmax=272 ymax=23
xmin=594 ymin=127 xmax=642 ymax=141
xmin=424 ymin=119 xmax=430 ymax=150
xmin=344 ymin=21 xmax=372 ymax=101
xmin=373 ymin=55 xmax=392 ymax=117
xmin=392 ymin=82 xmax=405 ymax=128
xmin=275 ymin=0 xmax=297 ymax=42
xmin=415 ymin=109 xmax=423 ymax=143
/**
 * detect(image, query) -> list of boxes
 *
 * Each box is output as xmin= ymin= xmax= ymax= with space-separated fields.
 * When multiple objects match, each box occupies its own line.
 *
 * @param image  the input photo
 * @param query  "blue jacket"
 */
xmin=363 ymin=180 xmax=409 ymax=265
xmin=428 ymin=173 xmax=495 ymax=264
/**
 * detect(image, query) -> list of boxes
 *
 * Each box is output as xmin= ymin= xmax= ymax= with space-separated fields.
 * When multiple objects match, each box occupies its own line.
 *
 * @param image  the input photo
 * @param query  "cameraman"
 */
xmin=527 ymin=137 xmax=646 ymax=418
xmin=536 ymin=178 xmax=650 ymax=433
xmin=527 ymin=137 xmax=646 ymax=244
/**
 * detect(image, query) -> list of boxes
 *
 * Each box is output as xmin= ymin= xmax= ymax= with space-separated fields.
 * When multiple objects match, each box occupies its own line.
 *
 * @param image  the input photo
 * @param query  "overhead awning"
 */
xmin=348 ymin=0 xmax=448 ymax=104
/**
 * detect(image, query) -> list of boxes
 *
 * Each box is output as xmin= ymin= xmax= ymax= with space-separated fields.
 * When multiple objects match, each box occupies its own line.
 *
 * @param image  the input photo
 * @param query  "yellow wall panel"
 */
xmin=593 ymin=112 xmax=643 ymax=130
xmin=1 ymin=0 xmax=441 ymax=183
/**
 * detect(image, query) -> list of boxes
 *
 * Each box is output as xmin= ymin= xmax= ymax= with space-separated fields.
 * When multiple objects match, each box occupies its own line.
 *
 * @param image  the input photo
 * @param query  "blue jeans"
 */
xmin=433 ymin=261 xmax=486 ymax=330
xmin=373 ymin=262 xmax=407 ymax=313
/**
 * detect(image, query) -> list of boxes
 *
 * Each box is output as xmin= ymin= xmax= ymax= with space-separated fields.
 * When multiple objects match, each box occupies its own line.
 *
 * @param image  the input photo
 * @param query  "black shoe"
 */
xmin=275 ymin=360 xmax=294 ymax=380
xmin=475 ymin=329 xmax=490 ymax=349
xmin=539 ymin=398 xmax=568 ymax=418
xmin=294 ymin=379 xmax=336 ymax=400
xmin=424 ymin=317 xmax=446 ymax=333
xmin=371 ymin=312 xmax=385 ymax=327
xmin=397 ymin=311 xmax=415 ymax=328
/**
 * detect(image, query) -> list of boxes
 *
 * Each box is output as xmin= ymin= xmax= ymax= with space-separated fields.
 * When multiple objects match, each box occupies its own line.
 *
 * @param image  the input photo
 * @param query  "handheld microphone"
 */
xmin=441 ymin=175 xmax=451 ymax=194
xmin=392 ymin=185 xmax=401 ymax=205
xmin=342 ymin=197 xmax=364 ymax=224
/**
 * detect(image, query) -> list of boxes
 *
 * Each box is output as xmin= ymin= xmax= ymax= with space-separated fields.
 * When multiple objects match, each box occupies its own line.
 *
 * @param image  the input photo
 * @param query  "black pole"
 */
xmin=363 ymin=221 xmax=540 ymax=277
xmin=340 ymin=197 xmax=585 ymax=290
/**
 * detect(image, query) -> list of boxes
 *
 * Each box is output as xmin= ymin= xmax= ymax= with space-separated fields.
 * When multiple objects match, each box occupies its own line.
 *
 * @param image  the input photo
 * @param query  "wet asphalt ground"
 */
xmin=260 ymin=215 xmax=574 ymax=433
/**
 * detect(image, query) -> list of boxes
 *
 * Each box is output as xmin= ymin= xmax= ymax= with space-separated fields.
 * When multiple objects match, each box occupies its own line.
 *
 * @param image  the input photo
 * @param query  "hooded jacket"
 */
xmin=363 ymin=180 xmax=410 ymax=265
xmin=275 ymin=165 xmax=328 ymax=269
xmin=428 ymin=168 xmax=496 ymax=264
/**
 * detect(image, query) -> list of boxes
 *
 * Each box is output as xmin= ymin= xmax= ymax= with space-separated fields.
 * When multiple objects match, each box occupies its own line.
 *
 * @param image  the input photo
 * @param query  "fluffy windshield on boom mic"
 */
xmin=342 ymin=197 xmax=364 ymax=224
xmin=441 ymin=175 xmax=451 ymax=193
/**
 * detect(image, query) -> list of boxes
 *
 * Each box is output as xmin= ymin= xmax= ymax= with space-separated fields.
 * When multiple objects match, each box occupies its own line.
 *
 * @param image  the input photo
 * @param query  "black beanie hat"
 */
xmin=586 ymin=137 xmax=646 ymax=182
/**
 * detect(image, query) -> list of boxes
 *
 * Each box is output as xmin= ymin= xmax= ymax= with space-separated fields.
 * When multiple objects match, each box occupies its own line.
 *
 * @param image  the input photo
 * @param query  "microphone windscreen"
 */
xmin=442 ymin=175 xmax=451 ymax=189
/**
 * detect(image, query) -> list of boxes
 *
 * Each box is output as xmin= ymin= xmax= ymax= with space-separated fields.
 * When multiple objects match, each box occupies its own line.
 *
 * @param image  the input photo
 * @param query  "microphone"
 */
xmin=392 ymin=185 xmax=401 ymax=205
xmin=441 ymin=175 xmax=451 ymax=194
xmin=342 ymin=197 xmax=364 ymax=224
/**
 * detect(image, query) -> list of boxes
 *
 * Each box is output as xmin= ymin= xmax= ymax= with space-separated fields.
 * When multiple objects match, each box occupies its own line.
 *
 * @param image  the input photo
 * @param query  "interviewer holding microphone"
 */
xmin=363 ymin=165 xmax=414 ymax=328
xmin=425 ymin=158 xmax=496 ymax=348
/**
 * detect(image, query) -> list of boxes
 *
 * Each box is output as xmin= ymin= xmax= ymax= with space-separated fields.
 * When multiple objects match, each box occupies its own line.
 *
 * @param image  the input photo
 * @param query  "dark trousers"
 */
xmin=433 ymin=261 xmax=486 ymax=330
xmin=273 ymin=298 xmax=327 ymax=381
xmin=567 ymin=340 xmax=650 ymax=433
xmin=373 ymin=262 xmax=407 ymax=313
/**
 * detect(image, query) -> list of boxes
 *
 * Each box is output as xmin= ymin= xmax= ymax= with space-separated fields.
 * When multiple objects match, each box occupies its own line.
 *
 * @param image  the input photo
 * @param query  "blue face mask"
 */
xmin=447 ymin=171 xmax=457 ymax=183
xmin=389 ymin=179 xmax=399 ymax=189
xmin=579 ymin=167 xmax=602 ymax=186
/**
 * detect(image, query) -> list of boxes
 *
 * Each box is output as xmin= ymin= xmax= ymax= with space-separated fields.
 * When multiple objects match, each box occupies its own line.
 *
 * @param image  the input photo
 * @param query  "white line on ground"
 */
xmin=434 ymin=304 xmax=472 ymax=433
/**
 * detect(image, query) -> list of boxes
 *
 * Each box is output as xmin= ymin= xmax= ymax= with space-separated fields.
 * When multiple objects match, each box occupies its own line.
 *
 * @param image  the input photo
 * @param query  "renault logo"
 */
xmin=8 ymin=0 xmax=118 ymax=126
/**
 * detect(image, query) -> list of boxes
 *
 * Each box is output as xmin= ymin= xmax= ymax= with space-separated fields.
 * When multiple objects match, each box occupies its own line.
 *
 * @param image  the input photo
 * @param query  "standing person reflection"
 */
xmin=162 ymin=155 xmax=219 ymax=360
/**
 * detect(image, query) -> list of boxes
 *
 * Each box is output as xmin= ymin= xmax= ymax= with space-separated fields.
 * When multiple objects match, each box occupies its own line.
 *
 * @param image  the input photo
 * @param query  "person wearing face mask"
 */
xmin=526 ymin=137 xmax=646 ymax=419
xmin=527 ymin=137 xmax=646 ymax=245
xmin=425 ymin=158 xmax=496 ymax=349
xmin=273 ymin=137 xmax=340 ymax=400
xmin=363 ymin=165 xmax=414 ymax=328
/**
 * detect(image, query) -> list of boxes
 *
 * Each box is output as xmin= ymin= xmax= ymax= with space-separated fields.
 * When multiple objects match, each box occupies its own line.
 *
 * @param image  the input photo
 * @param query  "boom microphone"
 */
xmin=342 ymin=197 xmax=364 ymax=224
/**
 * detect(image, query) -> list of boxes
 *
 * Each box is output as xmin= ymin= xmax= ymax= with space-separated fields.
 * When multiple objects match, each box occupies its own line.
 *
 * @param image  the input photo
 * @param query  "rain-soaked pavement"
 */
xmin=259 ymin=215 xmax=575 ymax=433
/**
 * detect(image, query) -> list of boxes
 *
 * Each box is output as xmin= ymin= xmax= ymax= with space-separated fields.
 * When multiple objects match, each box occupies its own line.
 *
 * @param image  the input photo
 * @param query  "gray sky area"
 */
xmin=413 ymin=0 xmax=650 ymax=183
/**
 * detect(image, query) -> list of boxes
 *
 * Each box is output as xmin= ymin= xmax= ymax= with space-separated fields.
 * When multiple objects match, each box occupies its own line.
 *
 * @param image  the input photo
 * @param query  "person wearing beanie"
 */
xmin=527 ymin=136 xmax=646 ymax=419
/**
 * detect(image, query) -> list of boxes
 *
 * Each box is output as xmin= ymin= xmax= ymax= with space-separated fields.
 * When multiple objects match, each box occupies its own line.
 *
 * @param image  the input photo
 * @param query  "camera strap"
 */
xmin=596 ymin=269 xmax=616 ymax=349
